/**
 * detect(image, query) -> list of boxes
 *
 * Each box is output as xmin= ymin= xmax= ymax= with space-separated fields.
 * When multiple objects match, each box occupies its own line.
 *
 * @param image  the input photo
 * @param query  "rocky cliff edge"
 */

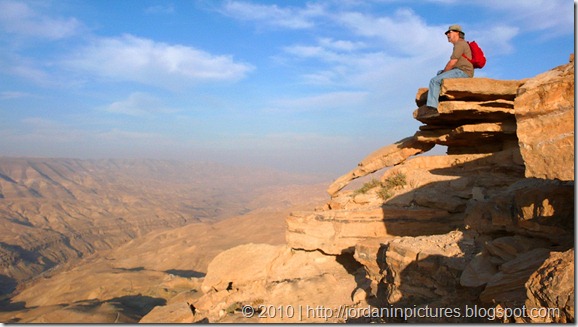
xmin=143 ymin=55 xmax=574 ymax=323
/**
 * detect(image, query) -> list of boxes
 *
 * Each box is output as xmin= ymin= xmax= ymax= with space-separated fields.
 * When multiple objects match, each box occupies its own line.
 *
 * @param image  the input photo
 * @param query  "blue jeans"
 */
xmin=426 ymin=68 xmax=468 ymax=109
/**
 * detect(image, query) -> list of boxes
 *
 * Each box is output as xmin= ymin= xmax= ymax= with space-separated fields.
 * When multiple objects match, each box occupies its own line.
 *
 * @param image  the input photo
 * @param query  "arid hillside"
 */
xmin=0 ymin=180 xmax=328 ymax=323
xmin=0 ymin=158 xmax=328 ymax=300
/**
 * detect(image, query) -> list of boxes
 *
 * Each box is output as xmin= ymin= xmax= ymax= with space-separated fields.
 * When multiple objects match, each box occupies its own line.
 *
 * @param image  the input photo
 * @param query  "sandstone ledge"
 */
xmin=286 ymin=206 xmax=460 ymax=255
xmin=415 ymin=78 xmax=525 ymax=107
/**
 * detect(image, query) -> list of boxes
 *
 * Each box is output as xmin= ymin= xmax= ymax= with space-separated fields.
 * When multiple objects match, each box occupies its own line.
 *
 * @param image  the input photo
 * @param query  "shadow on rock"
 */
xmin=164 ymin=269 xmax=206 ymax=278
xmin=105 ymin=294 xmax=167 ymax=321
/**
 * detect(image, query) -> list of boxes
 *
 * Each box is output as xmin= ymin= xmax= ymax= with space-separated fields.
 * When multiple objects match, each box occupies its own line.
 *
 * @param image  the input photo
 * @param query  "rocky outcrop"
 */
xmin=515 ymin=57 xmax=575 ymax=181
xmin=161 ymin=56 xmax=574 ymax=323
xmin=289 ymin=75 xmax=530 ymax=254
xmin=190 ymin=244 xmax=364 ymax=323
xmin=284 ymin=56 xmax=574 ymax=322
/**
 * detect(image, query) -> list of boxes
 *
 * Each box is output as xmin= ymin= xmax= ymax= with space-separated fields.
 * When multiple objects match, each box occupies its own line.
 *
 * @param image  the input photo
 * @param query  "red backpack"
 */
xmin=462 ymin=41 xmax=486 ymax=69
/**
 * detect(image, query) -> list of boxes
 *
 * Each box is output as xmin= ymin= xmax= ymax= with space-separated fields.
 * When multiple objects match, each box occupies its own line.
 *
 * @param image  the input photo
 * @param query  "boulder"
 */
xmin=201 ymin=243 xmax=280 ymax=294
xmin=193 ymin=244 xmax=361 ymax=323
xmin=515 ymin=57 xmax=575 ymax=181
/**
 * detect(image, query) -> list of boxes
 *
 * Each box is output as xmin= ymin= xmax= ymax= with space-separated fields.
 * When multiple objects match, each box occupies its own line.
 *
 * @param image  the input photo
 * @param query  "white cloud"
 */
xmin=473 ymin=25 xmax=519 ymax=55
xmin=65 ymin=34 xmax=254 ymax=89
xmin=0 ymin=0 xmax=82 ymax=39
xmin=283 ymin=35 xmax=440 ymax=90
xmin=103 ymin=92 xmax=178 ymax=117
xmin=335 ymin=8 xmax=444 ymax=57
xmin=221 ymin=0 xmax=325 ymax=29
xmin=475 ymin=0 xmax=573 ymax=34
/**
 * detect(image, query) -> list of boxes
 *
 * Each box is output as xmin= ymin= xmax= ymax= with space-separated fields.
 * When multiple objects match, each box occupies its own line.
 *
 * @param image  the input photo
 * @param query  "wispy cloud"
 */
xmin=318 ymin=37 xmax=366 ymax=52
xmin=475 ymin=0 xmax=573 ymax=34
xmin=474 ymin=25 xmax=519 ymax=55
xmin=0 ymin=0 xmax=82 ymax=39
xmin=220 ymin=0 xmax=325 ymax=29
xmin=64 ymin=34 xmax=254 ymax=89
xmin=283 ymin=35 xmax=437 ymax=90
xmin=335 ymin=8 xmax=444 ymax=57
xmin=0 ymin=91 xmax=32 ymax=99
xmin=103 ymin=92 xmax=179 ymax=117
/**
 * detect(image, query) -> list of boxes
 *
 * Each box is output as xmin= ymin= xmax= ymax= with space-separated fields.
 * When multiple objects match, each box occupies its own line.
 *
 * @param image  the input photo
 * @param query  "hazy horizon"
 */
xmin=0 ymin=0 xmax=573 ymax=175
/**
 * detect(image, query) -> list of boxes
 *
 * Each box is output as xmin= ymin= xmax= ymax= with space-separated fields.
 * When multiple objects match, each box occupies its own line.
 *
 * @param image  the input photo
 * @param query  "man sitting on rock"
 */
xmin=426 ymin=24 xmax=474 ymax=110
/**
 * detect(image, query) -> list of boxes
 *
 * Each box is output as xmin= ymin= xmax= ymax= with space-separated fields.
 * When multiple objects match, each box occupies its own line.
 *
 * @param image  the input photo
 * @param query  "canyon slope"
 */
xmin=181 ymin=55 xmax=574 ymax=323
xmin=0 ymin=158 xmax=329 ymax=322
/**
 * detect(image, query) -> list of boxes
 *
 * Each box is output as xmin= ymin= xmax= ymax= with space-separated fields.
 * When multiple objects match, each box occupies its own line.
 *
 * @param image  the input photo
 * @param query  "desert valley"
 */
xmin=0 ymin=56 xmax=575 ymax=323
xmin=0 ymin=158 xmax=329 ymax=322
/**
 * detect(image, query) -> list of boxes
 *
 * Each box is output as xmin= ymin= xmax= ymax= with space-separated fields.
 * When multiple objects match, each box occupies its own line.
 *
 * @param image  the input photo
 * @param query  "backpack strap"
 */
xmin=462 ymin=40 xmax=472 ymax=62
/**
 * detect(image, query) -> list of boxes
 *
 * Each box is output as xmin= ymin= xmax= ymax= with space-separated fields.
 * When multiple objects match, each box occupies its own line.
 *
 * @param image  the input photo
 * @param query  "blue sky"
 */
xmin=0 ymin=0 xmax=574 ymax=175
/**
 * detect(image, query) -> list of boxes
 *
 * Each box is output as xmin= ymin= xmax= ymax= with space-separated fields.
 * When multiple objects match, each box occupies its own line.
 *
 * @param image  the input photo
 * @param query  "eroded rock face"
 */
xmin=464 ymin=178 xmax=574 ymax=246
xmin=515 ymin=57 xmax=575 ymax=181
xmin=286 ymin=206 xmax=456 ymax=255
xmin=191 ymin=243 xmax=364 ymax=323
xmin=382 ymin=231 xmax=476 ymax=304
xmin=525 ymin=249 xmax=574 ymax=323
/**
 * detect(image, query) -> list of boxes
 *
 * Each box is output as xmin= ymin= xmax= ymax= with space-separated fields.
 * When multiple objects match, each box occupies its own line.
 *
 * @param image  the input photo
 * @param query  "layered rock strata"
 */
xmin=168 ymin=56 xmax=574 ymax=323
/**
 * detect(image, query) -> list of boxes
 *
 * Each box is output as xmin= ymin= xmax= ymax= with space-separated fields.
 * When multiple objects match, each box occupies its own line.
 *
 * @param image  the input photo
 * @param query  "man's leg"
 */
xmin=426 ymin=69 xmax=469 ymax=109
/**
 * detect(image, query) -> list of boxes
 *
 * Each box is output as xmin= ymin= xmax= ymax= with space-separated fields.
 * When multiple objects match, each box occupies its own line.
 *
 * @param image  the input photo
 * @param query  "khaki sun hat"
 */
xmin=445 ymin=24 xmax=464 ymax=35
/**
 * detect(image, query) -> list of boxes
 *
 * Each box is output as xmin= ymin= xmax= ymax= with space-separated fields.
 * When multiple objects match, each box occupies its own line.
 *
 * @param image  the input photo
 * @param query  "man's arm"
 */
xmin=442 ymin=58 xmax=458 ymax=72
